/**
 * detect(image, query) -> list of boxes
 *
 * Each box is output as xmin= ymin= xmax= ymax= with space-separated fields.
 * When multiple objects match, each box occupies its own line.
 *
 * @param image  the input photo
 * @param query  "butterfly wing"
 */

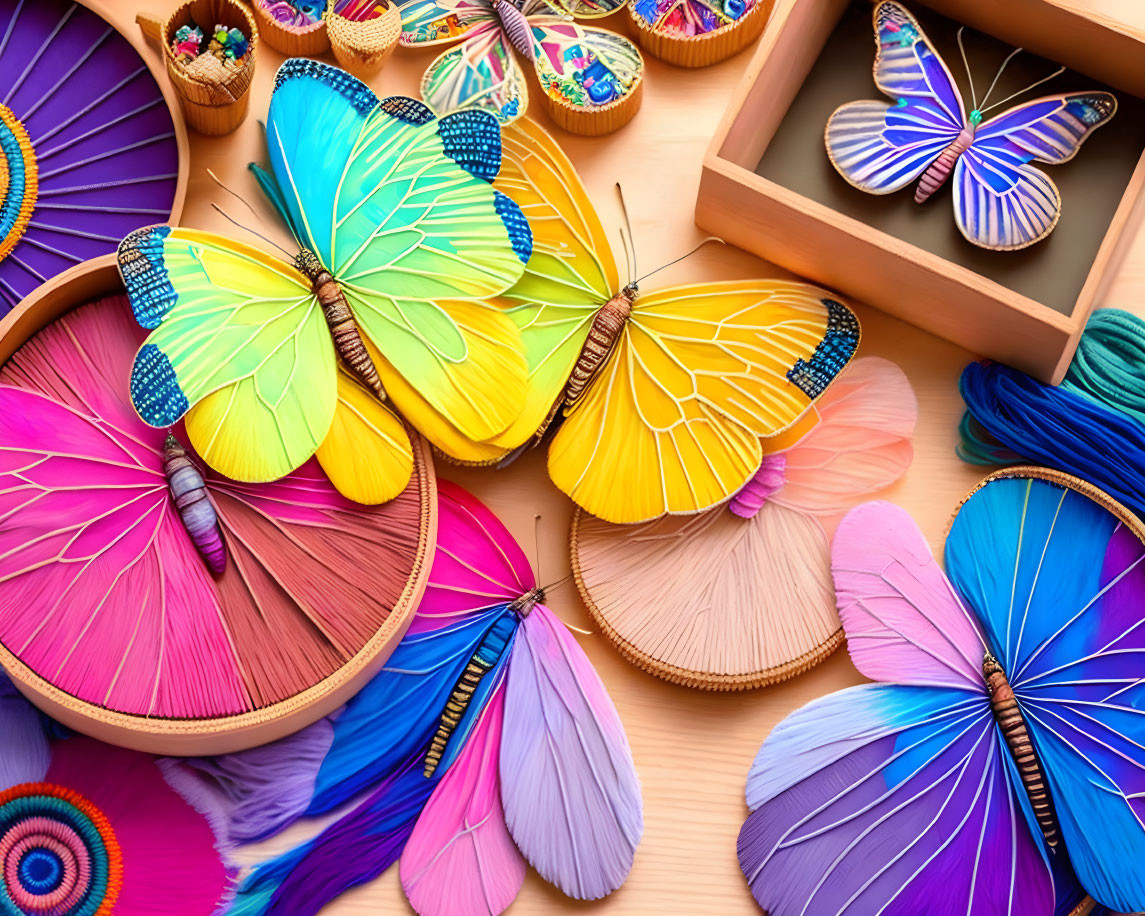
xmin=773 ymin=356 xmax=917 ymax=514
xmin=549 ymin=283 xmax=860 ymax=523
xmin=826 ymin=1 xmax=963 ymax=194
xmin=399 ymin=0 xmax=498 ymax=45
xmin=400 ymin=686 xmax=527 ymax=916
xmin=0 ymin=384 xmax=248 ymax=720
xmin=501 ymin=603 xmax=642 ymax=899
xmin=119 ymin=226 xmax=336 ymax=485
xmin=264 ymin=61 xmax=531 ymax=450
xmin=529 ymin=19 xmax=644 ymax=116
xmin=490 ymin=117 xmax=618 ymax=450
xmin=955 ymin=93 xmax=1116 ymax=250
xmin=740 ymin=496 xmax=1059 ymax=914
xmin=420 ymin=29 xmax=530 ymax=123
xmin=945 ymin=472 xmax=1145 ymax=912
xmin=315 ymin=367 xmax=414 ymax=504
xmin=739 ymin=683 xmax=1056 ymax=916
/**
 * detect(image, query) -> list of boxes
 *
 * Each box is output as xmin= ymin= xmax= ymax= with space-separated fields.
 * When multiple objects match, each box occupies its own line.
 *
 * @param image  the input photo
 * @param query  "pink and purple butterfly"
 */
xmin=826 ymin=1 xmax=1116 ymax=251
xmin=739 ymin=469 xmax=1145 ymax=915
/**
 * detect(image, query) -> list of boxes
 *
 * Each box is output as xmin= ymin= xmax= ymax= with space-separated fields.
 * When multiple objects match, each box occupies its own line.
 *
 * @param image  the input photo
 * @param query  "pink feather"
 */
xmin=775 ymin=356 xmax=917 ymax=515
xmin=832 ymin=500 xmax=989 ymax=690
xmin=400 ymin=686 xmax=526 ymax=916
xmin=500 ymin=605 xmax=642 ymax=899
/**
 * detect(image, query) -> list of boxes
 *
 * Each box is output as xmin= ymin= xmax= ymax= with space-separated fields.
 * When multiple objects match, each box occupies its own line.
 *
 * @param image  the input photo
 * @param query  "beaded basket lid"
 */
xmin=0 ymin=0 xmax=186 ymax=311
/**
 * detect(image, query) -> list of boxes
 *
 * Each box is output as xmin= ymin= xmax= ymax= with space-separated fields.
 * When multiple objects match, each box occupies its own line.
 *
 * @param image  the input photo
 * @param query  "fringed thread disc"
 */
xmin=0 ymin=783 xmax=122 ymax=916
xmin=0 ymin=105 xmax=37 ymax=266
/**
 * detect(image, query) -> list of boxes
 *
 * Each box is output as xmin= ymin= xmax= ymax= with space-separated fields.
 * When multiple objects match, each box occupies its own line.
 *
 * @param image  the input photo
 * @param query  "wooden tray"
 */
xmin=696 ymin=0 xmax=1145 ymax=383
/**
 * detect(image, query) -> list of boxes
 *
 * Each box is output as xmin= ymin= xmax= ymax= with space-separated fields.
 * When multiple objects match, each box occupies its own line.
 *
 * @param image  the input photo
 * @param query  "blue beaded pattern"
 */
xmin=132 ymin=344 xmax=189 ymax=427
xmin=786 ymin=298 xmax=860 ymax=399
xmin=273 ymin=58 xmax=379 ymax=117
xmin=473 ymin=613 xmax=519 ymax=667
xmin=379 ymin=96 xmax=436 ymax=126
xmin=494 ymin=191 xmax=532 ymax=264
xmin=436 ymin=110 xmax=502 ymax=183
xmin=118 ymin=225 xmax=176 ymax=330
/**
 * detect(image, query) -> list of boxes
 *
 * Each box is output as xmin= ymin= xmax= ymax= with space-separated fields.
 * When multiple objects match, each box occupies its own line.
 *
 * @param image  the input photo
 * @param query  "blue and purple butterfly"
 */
xmin=739 ymin=467 xmax=1145 ymax=915
xmin=826 ymin=1 xmax=1116 ymax=251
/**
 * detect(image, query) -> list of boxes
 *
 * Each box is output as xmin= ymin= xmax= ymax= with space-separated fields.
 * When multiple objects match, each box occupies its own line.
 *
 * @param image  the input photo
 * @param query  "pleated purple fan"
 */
xmin=0 ymin=0 xmax=181 ymax=309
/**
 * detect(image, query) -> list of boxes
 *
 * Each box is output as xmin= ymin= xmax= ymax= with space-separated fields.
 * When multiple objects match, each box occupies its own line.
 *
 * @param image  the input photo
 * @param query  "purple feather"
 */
xmin=0 ymin=674 xmax=50 ymax=788
xmin=158 ymin=718 xmax=334 ymax=846
xmin=500 ymin=605 xmax=642 ymax=900
xmin=264 ymin=752 xmax=436 ymax=915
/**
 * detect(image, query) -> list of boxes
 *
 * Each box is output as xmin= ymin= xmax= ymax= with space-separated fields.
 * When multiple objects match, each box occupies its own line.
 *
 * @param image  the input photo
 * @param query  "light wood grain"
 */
xmin=121 ymin=0 xmax=1145 ymax=910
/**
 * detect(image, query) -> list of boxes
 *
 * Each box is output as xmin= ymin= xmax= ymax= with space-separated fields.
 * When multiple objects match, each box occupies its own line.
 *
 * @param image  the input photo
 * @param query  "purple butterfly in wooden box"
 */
xmin=826 ymin=1 xmax=1116 ymax=251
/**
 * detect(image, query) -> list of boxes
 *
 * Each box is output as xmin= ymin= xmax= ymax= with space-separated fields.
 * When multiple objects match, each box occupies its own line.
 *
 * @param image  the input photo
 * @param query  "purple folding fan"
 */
xmin=0 ymin=0 xmax=181 ymax=309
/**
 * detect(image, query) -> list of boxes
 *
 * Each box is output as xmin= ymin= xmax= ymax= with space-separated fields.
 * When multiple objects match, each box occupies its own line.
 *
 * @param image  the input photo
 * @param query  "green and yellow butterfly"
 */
xmin=469 ymin=118 xmax=860 ymax=524
xmin=118 ymin=59 xmax=532 ymax=504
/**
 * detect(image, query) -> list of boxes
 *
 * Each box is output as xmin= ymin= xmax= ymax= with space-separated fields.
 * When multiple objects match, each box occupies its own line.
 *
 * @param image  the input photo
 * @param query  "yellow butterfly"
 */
xmin=480 ymin=117 xmax=862 ymax=524
xmin=120 ymin=62 xmax=532 ymax=505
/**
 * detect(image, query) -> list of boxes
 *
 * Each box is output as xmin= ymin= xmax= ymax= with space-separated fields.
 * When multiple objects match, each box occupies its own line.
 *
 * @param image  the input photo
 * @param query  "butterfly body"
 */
xmin=983 ymin=651 xmax=1060 ymax=848
xmin=564 ymin=286 xmax=635 ymax=409
xmin=293 ymin=248 xmax=387 ymax=399
xmin=914 ymin=122 xmax=975 ymax=203
xmin=423 ymin=612 xmax=518 ymax=776
xmin=827 ymin=1 xmax=1116 ymax=250
xmin=162 ymin=432 xmax=226 ymax=575
xmin=493 ymin=0 xmax=535 ymax=58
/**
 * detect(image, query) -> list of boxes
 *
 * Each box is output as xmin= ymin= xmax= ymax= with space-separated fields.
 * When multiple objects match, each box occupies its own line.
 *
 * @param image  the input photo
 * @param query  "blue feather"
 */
xmin=308 ymin=607 xmax=517 ymax=815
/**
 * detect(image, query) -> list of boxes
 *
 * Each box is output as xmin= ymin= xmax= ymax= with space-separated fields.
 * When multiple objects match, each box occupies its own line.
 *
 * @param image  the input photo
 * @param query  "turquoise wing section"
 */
xmin=262 ymin=59 xmax=531 ymax=300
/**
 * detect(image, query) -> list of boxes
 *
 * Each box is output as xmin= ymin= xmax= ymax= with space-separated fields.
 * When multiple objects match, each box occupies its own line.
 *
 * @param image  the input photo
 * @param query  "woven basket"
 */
xmin=137 ymin=0 xmax=258 ymax=136
xmin=628 ymin=0 xmax=770 ymax=67
xmin=537 ymin=73 xmax=643 ymax=137
xmin=252 ymin=0 xmax=331 ymax=56
xmin=326 ymin=3 xmax=401 ymax=80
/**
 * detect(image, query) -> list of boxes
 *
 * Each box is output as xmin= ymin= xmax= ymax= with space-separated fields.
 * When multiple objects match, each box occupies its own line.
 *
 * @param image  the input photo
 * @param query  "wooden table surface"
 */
xmin=124 ymin=1 xmax=1145 ymax=911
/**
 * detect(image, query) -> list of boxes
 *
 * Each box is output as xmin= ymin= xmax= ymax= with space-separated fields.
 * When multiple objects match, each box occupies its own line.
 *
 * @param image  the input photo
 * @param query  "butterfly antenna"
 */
xmin=977 ymin=46 xmax=1023 ymax=111
xmin=538 ymin=572 xmax=592 ymax=635
xmin=979 ymin=65 xmax=1067 ymax=116
xmin=615 ymin=183 xmax=638 ymax=285
xmin=533 ymin=513 xmax=543 ymax=583
xmin=956 ymin=27 xmax=977 ymax=110
xmin=206 ymin=169 xmax=295 ymax=258
xmin=210 ymin=203 xmax=296 ymax=259
xmin=634 ymin=236 xmax=725 ymax=285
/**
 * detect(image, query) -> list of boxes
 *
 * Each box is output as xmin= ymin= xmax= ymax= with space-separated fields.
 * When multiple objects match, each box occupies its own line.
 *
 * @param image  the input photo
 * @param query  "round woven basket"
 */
xmin=537 ymin=72 xmax=643 ymax=137
xmin=569 ymin=506 xmax=845 ymax=691
xmin=136 ymin=0 xmax=258 ymax=136
xmin=627 ymin=0 xmax=770 ymax=67
xmin=0 ymin=256 xmax=437 ymax=755
xmin=326 ymin=3 xmax=401 ymax=80
xmin=253 ymin=0 xmax=331 ymax=56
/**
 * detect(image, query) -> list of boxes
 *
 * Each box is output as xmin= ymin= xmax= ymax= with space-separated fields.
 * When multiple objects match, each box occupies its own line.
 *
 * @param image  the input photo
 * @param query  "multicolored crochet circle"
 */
xmin=0 ymin=104 xmax=36 ymax=265
xmin=0 ymin=783 xmax=121 ymax=916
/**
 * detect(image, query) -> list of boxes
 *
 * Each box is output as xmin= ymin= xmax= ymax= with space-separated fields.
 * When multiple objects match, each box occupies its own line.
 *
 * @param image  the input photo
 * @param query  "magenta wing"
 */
xmin=408 ymin=480 xmax=535 ymax=636
xmin=0 ymin=385 xmax=248 ymax=717
xmin=500 ymin=604 xmax=642 ymax=900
